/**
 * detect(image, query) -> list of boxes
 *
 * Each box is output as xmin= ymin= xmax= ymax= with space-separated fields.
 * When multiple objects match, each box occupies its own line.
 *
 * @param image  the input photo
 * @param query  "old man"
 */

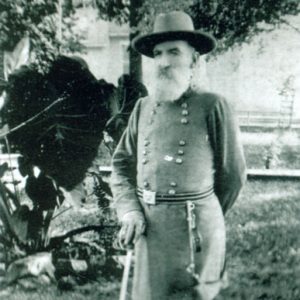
xmin=110 ymin=10 xmax=246 ymax=300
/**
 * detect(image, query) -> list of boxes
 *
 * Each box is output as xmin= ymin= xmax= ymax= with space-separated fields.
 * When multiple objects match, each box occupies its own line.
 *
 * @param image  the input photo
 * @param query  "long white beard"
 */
xmin=153 ymin=67 xmax=192 ymax=102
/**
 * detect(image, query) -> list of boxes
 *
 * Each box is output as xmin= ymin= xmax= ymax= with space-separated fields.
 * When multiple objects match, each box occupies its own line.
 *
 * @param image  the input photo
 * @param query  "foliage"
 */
xmin=95 ymin=0 xmax=300 ymax=53
xmin=0 ymin=168 xmax=120 ymax=290
xmin=2 ymin=56 xmax=114 ymax=190
xmin=95 ymin=0 xmax=130 ymax=24
xmin=0 ymin=0 xmax=84 ymax=73
xmin=136 ymin=0 xmax=194 ymax=34
xmin=1 ymin=1 xmax=299 ymax=75
xmin=0 ymin=0 xmax=56 ymax=51
xmin=188 ymin=0 xmax=300 ymax=52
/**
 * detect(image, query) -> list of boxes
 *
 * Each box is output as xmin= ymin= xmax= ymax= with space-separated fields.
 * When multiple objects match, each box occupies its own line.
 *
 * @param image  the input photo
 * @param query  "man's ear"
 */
xmin=191 ymin=51 xmax=200 ymax=67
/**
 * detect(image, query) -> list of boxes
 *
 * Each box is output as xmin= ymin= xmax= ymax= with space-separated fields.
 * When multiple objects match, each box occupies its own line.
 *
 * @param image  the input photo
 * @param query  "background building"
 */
xmin=73 ymin=6 xmax=129 ymax=85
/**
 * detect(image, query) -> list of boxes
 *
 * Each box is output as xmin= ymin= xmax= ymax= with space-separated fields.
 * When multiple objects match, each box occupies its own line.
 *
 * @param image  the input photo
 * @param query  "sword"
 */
xmin=186 ymin=201 xmax=202 ymax=282
xmin=119 ymin=245 xmax=134 ymax=300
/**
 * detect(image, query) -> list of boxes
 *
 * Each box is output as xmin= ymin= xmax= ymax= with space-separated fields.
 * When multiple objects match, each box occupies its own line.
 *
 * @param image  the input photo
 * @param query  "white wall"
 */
xmin=203 ymin=15 xmax=300 ymax=114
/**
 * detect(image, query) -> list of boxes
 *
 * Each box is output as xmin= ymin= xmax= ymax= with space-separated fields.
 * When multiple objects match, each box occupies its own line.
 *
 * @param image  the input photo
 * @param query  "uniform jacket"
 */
xmin=110 ymin=89 xmax=247 ymax=218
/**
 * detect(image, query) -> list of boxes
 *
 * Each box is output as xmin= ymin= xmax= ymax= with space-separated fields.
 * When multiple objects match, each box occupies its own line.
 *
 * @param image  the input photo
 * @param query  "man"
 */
xmin=110 ymin=11 xmax=246 ymax=300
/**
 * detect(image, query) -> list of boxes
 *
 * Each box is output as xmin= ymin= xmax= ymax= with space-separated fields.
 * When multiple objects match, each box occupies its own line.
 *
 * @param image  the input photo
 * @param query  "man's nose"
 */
xmin=157 ymin=54 xmax=171 ymax=67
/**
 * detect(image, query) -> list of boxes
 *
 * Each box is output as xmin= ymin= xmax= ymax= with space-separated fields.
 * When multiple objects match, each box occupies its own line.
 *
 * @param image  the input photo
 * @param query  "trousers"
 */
xmin=132 ymin=193 xmax=226 ymax=300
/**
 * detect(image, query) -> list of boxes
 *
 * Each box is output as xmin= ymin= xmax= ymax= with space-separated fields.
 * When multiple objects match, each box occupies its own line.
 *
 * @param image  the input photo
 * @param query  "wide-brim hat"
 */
xmin=132 ymin=11 xmax=217 ymax=58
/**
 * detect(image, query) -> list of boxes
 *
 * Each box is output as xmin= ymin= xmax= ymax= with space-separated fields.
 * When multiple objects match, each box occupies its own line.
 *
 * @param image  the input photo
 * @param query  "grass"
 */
xmin=0 ymin=280 xmax=121 ymax=300
xmin=219 ymin=179 xmax=300 ymax=300
xmin=1 ymin=179 xmax=300 ymax=300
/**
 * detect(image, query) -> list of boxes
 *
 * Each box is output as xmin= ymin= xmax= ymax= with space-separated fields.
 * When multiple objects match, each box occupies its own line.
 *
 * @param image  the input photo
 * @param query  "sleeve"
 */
xmin=110 ymin=99 xmax=143 ymax=220
xmin=207 ymin=97 xmax=247 ymax=214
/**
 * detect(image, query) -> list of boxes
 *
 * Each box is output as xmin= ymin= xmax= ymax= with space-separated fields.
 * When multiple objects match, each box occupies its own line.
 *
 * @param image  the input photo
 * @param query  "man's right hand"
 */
xmin=118 ymin=210 xmax=146 ymax=248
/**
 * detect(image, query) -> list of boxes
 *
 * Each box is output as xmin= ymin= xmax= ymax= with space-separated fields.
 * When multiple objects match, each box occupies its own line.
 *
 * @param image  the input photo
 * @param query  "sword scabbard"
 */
xmin=119 ymin=245 xmax=134 ymax=300
xmin=186 ymin=201 xmax=202 ymax=281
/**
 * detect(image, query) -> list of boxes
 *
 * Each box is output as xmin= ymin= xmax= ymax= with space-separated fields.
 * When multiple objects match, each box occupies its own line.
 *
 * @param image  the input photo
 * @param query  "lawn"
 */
xmin=220 ymin=179 xmax=300 ymax=300
xmin=1 ymin=178 xmax=300 ymax=300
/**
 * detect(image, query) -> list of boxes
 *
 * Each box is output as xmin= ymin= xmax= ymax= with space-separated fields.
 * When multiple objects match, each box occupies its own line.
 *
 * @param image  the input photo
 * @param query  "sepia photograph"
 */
xmin=0 ymin=1 xmax=299 ymax=299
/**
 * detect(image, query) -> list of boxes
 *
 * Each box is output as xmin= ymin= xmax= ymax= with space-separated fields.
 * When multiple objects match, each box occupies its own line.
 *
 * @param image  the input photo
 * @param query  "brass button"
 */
xmin=170 ymin=182 xmax=177 ymax=187
xmin=144 ymin=140 xmax=150 ymax=146
xmin=182 ymin=110 xmax=189 ymax=116
xmin=142 ymin=158 xmax=148 ymax=164
xmin=181 ymin=118 xmax=189 ymax=124
xmin=168 ymin=189 xmax=176 ymax=195
xmin=143 ymin=181 xmax=149 ymax=188
xmin=177 ymin=149 xmax=184 ymax=155
xmin=181 ymin=103 xmax=188 ymax=108
xmin=155 ymin=102 xmax=161 ymax=107
xmin=176 ymin=158 xmax=183 ymax=164
xmin=143 ymin=150 xmax=147 ymax=155
xmin=179 ymin=140 xmax=186 ymax=146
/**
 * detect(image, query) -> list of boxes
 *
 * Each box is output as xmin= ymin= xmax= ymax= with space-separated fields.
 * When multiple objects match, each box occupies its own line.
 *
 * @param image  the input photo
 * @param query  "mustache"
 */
xmin=157 ymin=67 xmax=174 ymax=79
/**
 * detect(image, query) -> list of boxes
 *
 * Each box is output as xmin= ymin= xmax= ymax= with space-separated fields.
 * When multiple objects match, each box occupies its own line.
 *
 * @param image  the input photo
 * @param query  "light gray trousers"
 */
xmin=132 ymin=193 xmax=226 ymax=300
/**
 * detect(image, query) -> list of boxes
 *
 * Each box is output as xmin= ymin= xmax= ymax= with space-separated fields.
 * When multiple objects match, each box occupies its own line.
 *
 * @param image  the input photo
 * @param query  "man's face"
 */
xmin=152 ymin=40 xmax=196 ymax=102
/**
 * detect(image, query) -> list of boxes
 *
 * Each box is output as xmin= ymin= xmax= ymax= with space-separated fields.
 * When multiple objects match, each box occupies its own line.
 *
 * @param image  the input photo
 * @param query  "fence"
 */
xmin=237 ymin=111 xmax=300 ymax=129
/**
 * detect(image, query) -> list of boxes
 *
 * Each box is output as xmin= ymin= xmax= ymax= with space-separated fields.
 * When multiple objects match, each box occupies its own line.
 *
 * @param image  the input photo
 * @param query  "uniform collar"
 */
xmin=151 ymin=87 xmax=194 ymax=106
xmin=175 ymin=86 xmax=194 ymax=105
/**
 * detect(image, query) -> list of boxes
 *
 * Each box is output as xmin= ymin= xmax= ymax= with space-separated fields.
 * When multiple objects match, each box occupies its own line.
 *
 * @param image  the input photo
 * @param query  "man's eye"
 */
xmin=153 ymin=52 xmax=161 ymax=57
xmin=170 ymin=50 xmax=180 ymax=56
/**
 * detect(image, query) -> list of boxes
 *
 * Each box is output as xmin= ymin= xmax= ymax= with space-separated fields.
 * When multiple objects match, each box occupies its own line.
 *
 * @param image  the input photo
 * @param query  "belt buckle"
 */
xmin=143 ymin=190 xmax=156 ymax=205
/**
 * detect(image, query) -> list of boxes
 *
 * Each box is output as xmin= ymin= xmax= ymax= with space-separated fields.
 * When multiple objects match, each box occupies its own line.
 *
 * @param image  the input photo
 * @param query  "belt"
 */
xmin=137 ymin=187 xmax=214 ymax=203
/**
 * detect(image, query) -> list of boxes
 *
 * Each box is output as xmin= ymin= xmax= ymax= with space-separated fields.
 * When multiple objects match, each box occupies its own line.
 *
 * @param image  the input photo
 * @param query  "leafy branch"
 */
xmin=0 ymin=96 xmax=66 ymax=139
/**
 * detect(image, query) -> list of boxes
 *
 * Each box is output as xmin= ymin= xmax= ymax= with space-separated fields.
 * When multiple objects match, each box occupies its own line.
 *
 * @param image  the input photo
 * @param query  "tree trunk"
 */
xmin=0 ymin=51 xmax=5 ymax=82
xmin=129 ymin=0 xmax=143 ymax=82
xmin=129 ymin=38 xmax=142 ymax=82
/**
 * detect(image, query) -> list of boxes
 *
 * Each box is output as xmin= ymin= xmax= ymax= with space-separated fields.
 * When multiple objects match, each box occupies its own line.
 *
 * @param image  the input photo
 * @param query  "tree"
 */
xmin=95 ymin=0 xmax=300 ymax=80
xmin=188 ymin=0 xmax=300 ymax=51
xmin=0 ymin=0 xmax=83 ymax=74
xmin=0 ymin=0 xmax=299 ymax=77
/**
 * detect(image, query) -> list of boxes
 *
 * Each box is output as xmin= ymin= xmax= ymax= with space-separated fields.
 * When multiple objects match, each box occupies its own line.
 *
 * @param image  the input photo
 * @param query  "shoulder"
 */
xmin=190 ymin=90 xmax=232 ymax=114
xmin=127 ymin=96 xmax=151 ymax=124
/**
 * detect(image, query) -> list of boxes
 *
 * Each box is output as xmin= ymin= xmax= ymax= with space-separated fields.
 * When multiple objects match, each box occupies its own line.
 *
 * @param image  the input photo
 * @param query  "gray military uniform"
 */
xmin=110 ymin=89 xmax=246 ymax=299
